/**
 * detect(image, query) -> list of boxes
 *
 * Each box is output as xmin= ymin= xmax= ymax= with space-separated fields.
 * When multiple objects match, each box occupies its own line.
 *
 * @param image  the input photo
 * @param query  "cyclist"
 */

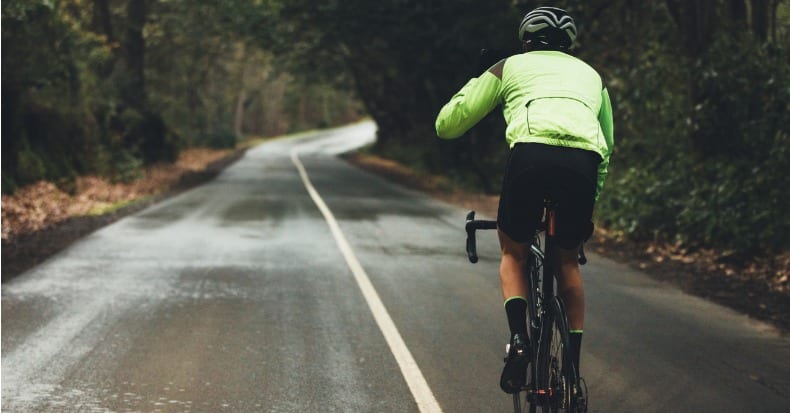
xmin=435 ymin=6 xmax=614 ymax=400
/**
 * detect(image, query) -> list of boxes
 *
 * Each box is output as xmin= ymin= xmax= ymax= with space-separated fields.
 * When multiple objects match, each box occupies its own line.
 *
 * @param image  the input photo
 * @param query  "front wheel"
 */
xmin=538 ymin=297 xmax=577 ymax=413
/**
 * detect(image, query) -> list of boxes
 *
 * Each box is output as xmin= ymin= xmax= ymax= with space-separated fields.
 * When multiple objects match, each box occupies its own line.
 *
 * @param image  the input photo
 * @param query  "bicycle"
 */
xmin=464 ymin=203 xmax=588 ymax=413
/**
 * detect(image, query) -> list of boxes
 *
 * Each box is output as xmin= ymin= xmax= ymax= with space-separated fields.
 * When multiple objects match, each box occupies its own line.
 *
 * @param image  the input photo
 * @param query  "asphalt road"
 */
xmin=3 ymin=122 xmax=789 ymax=412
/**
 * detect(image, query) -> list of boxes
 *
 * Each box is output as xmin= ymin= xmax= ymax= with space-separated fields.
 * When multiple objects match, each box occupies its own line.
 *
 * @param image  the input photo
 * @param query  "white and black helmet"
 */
xmin=518 ymin=7 xmax=577 ymax=46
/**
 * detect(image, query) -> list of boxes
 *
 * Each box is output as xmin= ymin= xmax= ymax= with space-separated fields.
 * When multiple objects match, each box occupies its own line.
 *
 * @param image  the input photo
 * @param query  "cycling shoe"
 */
xmin=500 ymin=333 xmax=531 ymax=394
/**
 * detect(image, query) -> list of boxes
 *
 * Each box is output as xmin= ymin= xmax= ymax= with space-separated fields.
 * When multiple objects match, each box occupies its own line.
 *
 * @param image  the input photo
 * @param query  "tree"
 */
xmin=267 ymin=0 xmax=520 ymax=190
xmin=587 ymin=0 xmax=790 ymax=253
xmin=663 ymin=0 xmax=786 ymax=156
xmin=1 ymin=0 xmax=110 ymax=190
xmin=122 ymin=0 xmax=147 ymax=110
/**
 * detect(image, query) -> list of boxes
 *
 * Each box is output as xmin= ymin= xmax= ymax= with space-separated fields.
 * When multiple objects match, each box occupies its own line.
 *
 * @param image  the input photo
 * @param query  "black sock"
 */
xmin=504 ymin=297 xmax=528 ymax=336
xmin=569 ymin=330 xmax=583 ymax=375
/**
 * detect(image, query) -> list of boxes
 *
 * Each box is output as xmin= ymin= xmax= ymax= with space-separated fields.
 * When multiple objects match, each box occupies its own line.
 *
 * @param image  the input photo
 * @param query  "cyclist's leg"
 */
xmin=556 ymin=170 xmax=595 ymax=412
xmin=550 ymin=166 xmax=596 ymax=409
xmin=496 ymin=143 xmax=543 ymax=328
xmin=496 ymin=144 xmax=543 ymax=394
xmin=498 ymin=229 xmax=530 ymax=303
xmin=498 ymin=229 xmax=532 ymax=345
xmin=556 ymin=246 xmax=585 ymax=380
xmin=497 ymin=226 xmax=538 ymax=394
xmin=556 ymin=247 xmax=584 ymax=331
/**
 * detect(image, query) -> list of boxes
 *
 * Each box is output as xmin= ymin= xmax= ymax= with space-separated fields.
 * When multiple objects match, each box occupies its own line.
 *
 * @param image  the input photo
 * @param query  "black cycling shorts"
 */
xmin=497 ymin=143 xmax=600 ymax=249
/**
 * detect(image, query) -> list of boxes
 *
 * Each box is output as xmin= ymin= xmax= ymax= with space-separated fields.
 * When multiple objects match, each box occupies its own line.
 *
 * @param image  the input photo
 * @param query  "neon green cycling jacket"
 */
xmin=435 ymin=50 xmax=614 ymax=201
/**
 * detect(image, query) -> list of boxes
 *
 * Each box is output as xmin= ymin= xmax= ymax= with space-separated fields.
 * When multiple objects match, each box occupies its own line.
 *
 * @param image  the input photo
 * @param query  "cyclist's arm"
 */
xmin=595 ymin=87 xmax=614 ymax=202
xmin=435 ymin=63 xmax=503 ymax=139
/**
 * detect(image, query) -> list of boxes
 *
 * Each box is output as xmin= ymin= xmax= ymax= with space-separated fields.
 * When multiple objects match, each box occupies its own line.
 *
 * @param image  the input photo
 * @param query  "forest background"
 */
xmin=2 ymin=0 xmax=788 ymax=265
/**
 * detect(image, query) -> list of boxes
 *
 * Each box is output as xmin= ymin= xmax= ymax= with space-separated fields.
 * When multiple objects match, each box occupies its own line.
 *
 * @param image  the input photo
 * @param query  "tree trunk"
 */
xmin=92 ymin=0 xmax=115 ymax=42
xmin=771 ymin=0 xmax=780 ymax=41
xmin=234 ymin=88 xmax=247 ymax=138
xmin=749 ymin=0 xmax=772 ymax=41
xmin=234 ymin=44 xmax=248 ymax=138
xmin=91 ymin=0 xmax=120 ymax=81
xmin=124 ymin=0 xmax=148 ymax=110
xmin=727 ymin=0 xmax=748 ymax=27
xmin=665 ymin=0 xmax=716 ymax=56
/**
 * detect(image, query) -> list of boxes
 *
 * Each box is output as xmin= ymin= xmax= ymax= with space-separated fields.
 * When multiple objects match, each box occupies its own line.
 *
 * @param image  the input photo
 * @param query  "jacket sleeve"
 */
xmin=595 ymin=87 xmax=614 ymax=202
xmin=435 ymin=71 xmax=502 ymax=139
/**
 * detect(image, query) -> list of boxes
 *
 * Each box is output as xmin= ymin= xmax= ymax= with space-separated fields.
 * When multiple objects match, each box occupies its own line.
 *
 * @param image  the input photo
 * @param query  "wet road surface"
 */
xmin=3 ymin=122 xmax=790 ymax=412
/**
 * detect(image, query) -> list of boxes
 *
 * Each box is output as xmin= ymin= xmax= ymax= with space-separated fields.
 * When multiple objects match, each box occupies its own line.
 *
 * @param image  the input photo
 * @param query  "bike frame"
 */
xmin=465 ymin=206 xmax=583 ymax=412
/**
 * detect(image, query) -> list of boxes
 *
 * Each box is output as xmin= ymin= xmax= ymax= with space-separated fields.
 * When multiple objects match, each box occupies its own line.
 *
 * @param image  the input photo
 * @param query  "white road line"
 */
xmin=291 ymin=148 xmax=444 ymax=413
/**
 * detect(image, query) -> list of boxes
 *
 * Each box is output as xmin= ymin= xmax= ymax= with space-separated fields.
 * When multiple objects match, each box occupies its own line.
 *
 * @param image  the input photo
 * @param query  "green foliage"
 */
xmin=599 ymin=138 xmax=789 ymax=255
xmin=2 ymin=0 xmax=366 ymax=196
xmin=143 ymin=1 xmax=359 ymax=143
xmin=118 ymin=109 xmax=180 ymax=164
xmin=691 ymin=37 xmax=789 ymax=160
xmin=108 ymin=148 xmax=144 ymax=184
xmin=269 ymin=0 xmax=519 ymax=191
xmin=194 ymin=128 xmax=238 ymax=150
xmin=16 ymin=144 xmax=47 ymax=185
xmin=3 ymin=0 xmax=314 ymax=194
xmin=1 ymin=0 xmax=146 ymax=192
xmin=595 ymin=27 xmax=790 ymax=255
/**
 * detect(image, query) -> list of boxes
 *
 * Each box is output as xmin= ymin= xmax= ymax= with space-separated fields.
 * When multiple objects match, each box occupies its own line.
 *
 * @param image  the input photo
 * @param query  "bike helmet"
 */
xmin=518 ymin=7 xmax=577 ymax=51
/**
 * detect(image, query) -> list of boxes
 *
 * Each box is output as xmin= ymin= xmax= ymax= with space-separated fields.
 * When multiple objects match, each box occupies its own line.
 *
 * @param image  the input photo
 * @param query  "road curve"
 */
xmin=3 ymin=122 xmax=789 ymax=412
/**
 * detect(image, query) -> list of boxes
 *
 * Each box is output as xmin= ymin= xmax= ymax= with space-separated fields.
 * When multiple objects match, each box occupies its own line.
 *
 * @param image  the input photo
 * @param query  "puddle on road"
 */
xmin=220 ymin=198 xmax=292 ymax=223
xmin=130 ymin=198 xmax=206 ymax=229
xmin=326 ymin=197 xmax=446 ymax=222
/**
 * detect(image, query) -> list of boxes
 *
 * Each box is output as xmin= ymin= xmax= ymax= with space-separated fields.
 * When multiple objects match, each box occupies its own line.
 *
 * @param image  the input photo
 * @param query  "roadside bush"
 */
xmin=108 ymin=148 xmax=144 ymax=184
xmin=1 ymin=96 xmax=101 ymax=194
xmin=193 ymin=128 xmax=237 ymax=149
xmin=690 ymin=38 xmax=789 ymax=160
xmin=118 ymin=109 xmax=180 ymax=165
xmin=16 ymin=144 xmax=47 ymax=185
xmin=596 ymin=37 xmax=789 ymax=256
xmin=599 ymin=151 xmax=789 ymax=255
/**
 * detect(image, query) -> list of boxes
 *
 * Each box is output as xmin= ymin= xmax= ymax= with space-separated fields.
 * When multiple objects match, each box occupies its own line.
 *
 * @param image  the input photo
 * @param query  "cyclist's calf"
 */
xmin=555 ymin=247 xmax=585 ymax=331
xmin=498 ymin=228 xmax=533 ymax=301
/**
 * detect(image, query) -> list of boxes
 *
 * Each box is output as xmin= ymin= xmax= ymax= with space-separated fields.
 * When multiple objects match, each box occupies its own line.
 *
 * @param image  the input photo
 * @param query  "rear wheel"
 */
xmin=539 ymin=297 xmax=575 ymax=412
xmin=511 ymin=341 xmax=536 ymax=413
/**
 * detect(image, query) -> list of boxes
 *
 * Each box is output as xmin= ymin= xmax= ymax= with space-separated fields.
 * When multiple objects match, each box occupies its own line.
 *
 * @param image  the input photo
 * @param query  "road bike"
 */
xmin=464 ymin=203 xmax=588 ymax=413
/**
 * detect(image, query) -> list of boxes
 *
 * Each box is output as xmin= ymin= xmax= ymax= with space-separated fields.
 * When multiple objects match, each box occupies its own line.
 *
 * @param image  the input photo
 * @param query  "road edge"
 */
xmin=1 ymin=148 xmax=247 ymax=283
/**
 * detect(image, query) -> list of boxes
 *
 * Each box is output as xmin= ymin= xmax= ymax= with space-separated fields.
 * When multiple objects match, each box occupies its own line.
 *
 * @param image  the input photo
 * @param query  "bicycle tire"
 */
xmin=537 ymin=296 xmax=576 ymax=413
